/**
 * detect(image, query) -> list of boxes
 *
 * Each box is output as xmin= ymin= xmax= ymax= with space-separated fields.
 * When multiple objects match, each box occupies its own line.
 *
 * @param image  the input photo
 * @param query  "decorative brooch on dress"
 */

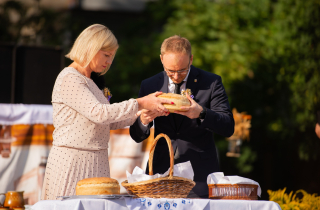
xmin=103 ymin=87 xmax=112 ymax=102
xmin=181 ymin=88 xmax=194 ymax=99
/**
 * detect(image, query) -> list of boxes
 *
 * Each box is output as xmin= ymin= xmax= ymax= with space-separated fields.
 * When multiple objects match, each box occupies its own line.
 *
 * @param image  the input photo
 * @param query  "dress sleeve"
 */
xmin=59 ymin=73 xmax=139 ymax=124
xmin=109 ymin=115 xmax=138 ymax=130
xmin=129 ymin=80 xmax=153 ymax=142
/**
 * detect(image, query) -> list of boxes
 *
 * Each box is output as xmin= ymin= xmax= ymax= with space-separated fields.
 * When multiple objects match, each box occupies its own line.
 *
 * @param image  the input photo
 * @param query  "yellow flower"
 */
xmin=103 ymin=87 xmax=112 ymax=101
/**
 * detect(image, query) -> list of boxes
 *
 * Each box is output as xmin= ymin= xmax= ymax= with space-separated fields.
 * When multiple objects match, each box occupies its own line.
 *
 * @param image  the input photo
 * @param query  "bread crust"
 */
xmin=157 ymin=93 xmax=191 ymax=113
xmin=77 ymin=177 xmax=119 ymax=185
xmin=76 ymin=177 xmax=120 ymax=195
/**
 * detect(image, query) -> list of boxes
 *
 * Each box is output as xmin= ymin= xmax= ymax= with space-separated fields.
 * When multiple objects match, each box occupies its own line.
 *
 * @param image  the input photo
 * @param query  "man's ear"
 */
xmin=160 ymin=54 xmax=163 ymax=62
xmin=190 ymin=54 xmax=194 ymax=65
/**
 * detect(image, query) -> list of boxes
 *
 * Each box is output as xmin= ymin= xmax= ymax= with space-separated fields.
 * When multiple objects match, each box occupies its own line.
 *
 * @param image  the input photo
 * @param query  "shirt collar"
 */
xmin=168 ymin=67 xmax=191 ymax=85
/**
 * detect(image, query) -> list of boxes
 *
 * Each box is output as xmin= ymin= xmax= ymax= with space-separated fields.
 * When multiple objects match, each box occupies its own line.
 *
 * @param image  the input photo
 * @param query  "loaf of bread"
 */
xmin=157 ymin=93 xmax=191 ymax=113
xmin=75 ymin=177 xmax=120 ymax=195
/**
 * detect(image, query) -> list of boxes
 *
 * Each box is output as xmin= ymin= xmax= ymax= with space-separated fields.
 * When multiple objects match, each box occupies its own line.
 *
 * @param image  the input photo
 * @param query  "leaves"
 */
xmin=268 ymin=188 xmax=320 ymax=210
xmin=158 ymin=0 xmax=320 ymax=164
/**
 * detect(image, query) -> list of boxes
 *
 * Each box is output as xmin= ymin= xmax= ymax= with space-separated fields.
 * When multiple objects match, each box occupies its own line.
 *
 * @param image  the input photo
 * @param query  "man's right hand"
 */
xmin=140 ymin=109 xmax=169 ymax=125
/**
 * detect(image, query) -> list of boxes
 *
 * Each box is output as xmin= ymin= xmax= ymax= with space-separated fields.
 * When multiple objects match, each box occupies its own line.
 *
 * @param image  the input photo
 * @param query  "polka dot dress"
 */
xmin=41 ymin=67 xmax=138 ymax=200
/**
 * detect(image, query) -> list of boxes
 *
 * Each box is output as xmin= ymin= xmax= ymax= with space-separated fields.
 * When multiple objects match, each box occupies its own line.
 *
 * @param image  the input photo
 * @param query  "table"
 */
xmin=0 ymin=103 xmax=156 ymax=205
xmin=31 ymin=198 xmax=281 ymax=210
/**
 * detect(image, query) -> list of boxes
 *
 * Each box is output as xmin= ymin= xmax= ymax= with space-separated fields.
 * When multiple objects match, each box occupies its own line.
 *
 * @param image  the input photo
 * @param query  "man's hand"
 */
xmin=140 ymin=109 xmax=169 ymax=125
xmin=174 ymin=93 xmax=203 ymax=119
xmin=316 ymin=123 xmax=320 ymax=139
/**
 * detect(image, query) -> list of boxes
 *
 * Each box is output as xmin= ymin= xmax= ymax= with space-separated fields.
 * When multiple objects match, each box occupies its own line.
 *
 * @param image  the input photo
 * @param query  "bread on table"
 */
xmin=75 ymin=177 xmax=120 ymax=195
xmin=157 ymin=93 xmax=191 ymax=113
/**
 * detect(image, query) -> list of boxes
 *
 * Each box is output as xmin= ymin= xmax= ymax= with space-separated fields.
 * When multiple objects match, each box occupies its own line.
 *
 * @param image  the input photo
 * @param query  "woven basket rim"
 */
xmin=122 ymin=176 xmax=195 ymax=187
xmin=121 ymin=134 xmax=195 ymax=198
xmin=208 ymin=183 xmax=258 ymax=200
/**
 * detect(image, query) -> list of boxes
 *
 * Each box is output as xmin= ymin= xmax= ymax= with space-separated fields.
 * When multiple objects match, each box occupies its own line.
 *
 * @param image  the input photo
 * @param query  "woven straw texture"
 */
xmin=208 ymin=184 xmax=258 ymax=200
xmin=122 ymin=133 xmax=195 ymax=198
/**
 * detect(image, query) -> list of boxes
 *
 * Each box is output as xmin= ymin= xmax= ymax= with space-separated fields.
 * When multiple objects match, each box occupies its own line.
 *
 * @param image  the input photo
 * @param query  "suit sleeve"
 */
xmin=129 ymin=81 xmax=153 ymax=143
xmin=199 ymin=76 xmax=235 ymax=137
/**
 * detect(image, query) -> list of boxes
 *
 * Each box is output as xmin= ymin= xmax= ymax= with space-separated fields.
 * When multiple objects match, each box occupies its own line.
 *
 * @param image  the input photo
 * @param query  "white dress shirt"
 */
xmin=167 ymin=69 xmax=191 ymax=93
xmin=168 ymin=68 xmax=204 ymax=122
xmin=140 ymin=69 xmax=192 ymax=126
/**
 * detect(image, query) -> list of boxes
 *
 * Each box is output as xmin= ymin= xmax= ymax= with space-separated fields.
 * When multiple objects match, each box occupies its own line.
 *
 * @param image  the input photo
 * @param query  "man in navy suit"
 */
xmin=130 ymin=35 xmax=234 ymax=198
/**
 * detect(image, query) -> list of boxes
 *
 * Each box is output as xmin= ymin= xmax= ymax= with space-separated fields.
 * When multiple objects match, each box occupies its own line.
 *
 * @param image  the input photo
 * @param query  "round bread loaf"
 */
xmin=75 ymin=177 xmax=120 ymax=195
xmin=157 ymin=93 xmax=191 ymax=113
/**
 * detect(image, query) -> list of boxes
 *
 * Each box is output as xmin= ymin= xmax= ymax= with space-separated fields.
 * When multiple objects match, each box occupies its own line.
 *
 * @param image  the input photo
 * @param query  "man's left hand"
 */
xmin=174 ymin=93 xmax=203 ymax=119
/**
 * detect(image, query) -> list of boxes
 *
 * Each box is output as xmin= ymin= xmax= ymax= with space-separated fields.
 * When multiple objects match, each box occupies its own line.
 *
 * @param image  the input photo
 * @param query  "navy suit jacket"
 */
xmin=130 ymin=66 xmax=234 ymax=197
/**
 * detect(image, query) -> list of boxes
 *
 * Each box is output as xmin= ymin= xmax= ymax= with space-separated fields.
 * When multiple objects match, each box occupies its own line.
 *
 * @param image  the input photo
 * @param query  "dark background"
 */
xmin=0 ymin=45 xmax=64 ymax=104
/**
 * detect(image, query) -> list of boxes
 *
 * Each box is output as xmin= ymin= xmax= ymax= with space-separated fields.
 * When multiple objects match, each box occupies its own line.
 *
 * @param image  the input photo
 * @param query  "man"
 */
xmin=130 ymin=35 xmax=234 ymax=198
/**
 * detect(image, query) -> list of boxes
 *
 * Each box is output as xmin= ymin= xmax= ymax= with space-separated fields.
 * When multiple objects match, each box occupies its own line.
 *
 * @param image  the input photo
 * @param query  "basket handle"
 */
xmin=148 ymin=133 xmax=174 ymax=178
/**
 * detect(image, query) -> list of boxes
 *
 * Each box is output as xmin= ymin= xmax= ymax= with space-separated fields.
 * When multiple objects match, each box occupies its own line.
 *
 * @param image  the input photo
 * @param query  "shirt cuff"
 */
xmin=138 ymin=116 xmax=150 ymax=130
xmin=141 ymin=121 xmax=149 ymax=127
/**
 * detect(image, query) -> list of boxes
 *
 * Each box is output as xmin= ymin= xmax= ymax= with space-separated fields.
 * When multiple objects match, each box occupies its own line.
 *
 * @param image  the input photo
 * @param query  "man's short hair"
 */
xmin=66 ymin=24 xmax=118 ymax=75
xmin=160 ymin=35 xmax=192 ymax=57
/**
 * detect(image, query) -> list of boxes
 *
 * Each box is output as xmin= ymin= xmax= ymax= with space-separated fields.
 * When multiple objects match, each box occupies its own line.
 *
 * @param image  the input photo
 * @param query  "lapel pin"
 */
xmin=194 ymin=79 xmax=197 ymax=82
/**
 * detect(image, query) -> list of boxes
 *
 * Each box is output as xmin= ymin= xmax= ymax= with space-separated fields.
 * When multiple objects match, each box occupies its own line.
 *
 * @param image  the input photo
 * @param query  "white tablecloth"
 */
xmin=31 ymin=198 xmax=281 ymax=210
xmin=0 ymin=103 xmax=53 ymax=125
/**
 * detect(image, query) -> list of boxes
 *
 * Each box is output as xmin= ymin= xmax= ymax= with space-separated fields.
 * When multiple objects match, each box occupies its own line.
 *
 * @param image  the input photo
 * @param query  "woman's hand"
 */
xmin=137 ymin=91 xmax=173 ymax=115
xmin=140 ymin=109 xmax=169 ymax=125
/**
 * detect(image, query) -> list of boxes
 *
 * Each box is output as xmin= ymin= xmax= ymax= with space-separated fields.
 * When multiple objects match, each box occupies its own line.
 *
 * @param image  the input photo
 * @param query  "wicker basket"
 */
xmin=122 ymin=133 xmax=196 ymax=198
xmin=208 ymin=184 xmax=258 ymax=200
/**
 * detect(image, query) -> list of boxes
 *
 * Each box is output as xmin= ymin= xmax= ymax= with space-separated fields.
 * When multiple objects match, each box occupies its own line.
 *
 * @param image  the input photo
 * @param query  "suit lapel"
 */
xmin=176 ymin=66 xmax=200 ymax=131
xmin=159 ymin=72 xmax=169 ymax=93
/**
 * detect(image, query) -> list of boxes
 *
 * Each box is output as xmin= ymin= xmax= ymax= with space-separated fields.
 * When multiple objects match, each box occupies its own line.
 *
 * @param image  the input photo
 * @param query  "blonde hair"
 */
xmin=160 ymin=35 xmax=192 ymax=57
xmin=66 ymin=24 xmax=118 ymax=75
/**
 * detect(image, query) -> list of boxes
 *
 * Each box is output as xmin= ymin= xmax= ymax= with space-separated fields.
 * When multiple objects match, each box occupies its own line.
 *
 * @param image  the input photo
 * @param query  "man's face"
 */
xmin=161 ymin=53 xmax=193 ymax=84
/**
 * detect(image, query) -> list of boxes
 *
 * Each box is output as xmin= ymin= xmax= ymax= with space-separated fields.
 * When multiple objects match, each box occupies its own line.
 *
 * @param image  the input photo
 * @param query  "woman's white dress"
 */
xmin=41 ymin=67 xmax=138 ymax=200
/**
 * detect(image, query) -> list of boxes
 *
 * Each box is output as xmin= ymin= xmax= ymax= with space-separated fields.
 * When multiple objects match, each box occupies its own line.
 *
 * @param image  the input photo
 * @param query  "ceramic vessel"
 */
xmin=4 ymin=191 xmax=25 ymax=209
xmin=0 ymin=193 xmax=5 ymax=207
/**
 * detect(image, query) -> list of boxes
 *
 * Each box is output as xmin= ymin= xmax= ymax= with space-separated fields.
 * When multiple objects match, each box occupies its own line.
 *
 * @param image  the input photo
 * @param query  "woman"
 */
xmin=41 ymin=24 xmax=171 ymax=200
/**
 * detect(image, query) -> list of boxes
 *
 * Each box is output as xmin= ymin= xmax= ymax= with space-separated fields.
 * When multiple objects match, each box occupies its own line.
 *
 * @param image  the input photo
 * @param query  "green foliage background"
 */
xmin=1 ymin=0 xmax=319 ymax=199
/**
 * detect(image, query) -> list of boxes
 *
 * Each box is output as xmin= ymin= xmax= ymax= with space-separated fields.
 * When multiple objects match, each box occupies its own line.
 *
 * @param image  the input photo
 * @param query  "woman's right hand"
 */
xmin=140 ymin=109 xmax=161 ymax=125
xmin=137 ymin=91 xmax=173 ymax=115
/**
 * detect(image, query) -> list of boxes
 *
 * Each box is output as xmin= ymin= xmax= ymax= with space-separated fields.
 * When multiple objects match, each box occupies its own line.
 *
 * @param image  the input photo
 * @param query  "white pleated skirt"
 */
xmin=41 ymin=146 xmax=109 ymax=200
